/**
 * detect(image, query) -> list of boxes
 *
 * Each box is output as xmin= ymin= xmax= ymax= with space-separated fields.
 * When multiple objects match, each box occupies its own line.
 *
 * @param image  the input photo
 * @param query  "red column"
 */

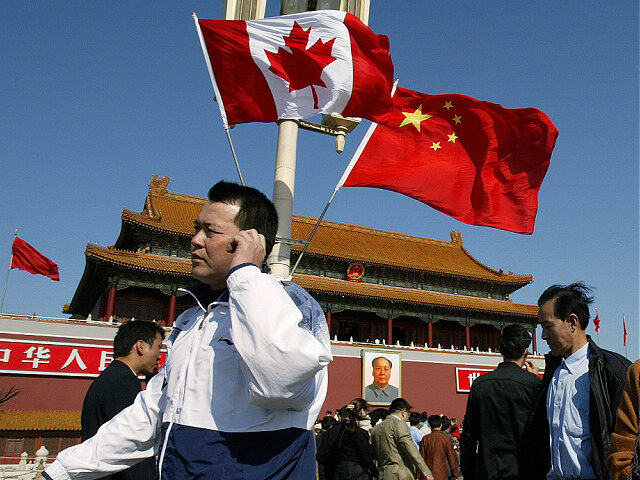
xmin=167 ymin=292 xmax=177 ymax=327
xmin=427 ymin=320 xmax=433 ymax=348
xmin=465 ymin=324 xmax=471 ymax=350
xmin=105 ymin=283 xmax=117 ymax=321
xmin=326 ymin=309 xmax=332 ymax=337
xmin=387 ymin=314 xmax=393 ymax=344
xmin=532 ymin=326 xmax=538 ymax=354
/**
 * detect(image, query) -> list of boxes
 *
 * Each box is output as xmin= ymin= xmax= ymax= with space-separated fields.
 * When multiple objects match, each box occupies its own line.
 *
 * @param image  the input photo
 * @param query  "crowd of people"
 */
xmin=315 ymin=398 xmax=465 ymax=480
xmin=314 ymin=285 xmax=640 ymax=480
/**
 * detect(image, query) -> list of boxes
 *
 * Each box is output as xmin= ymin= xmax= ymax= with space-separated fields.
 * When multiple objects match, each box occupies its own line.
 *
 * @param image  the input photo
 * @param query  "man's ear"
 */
xmin=523 ymin=347 xmax=530 ymax=358
xmin=567 ymin=313 xmax=580 ymax=331
xmin=134 ymin=340 xmax=146 ymax=356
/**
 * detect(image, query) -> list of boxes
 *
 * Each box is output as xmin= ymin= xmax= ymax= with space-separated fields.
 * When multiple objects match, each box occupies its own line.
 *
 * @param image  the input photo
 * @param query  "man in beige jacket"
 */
xmin=371 ymin=398 xmax=433 ymax=480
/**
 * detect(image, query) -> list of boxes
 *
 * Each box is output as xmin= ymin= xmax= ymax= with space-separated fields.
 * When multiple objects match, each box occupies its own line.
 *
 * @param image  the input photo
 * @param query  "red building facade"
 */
xmin=0 ymin=175 xmax=541 ymax=462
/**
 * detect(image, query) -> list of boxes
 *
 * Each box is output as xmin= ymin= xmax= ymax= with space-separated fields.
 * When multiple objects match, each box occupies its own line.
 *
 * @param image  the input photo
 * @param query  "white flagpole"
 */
xmin=0 ymin=230 xmax=17 ymax=313
xmin=192 ymin=12 xmax=245 ymax=185
xmin=288 ymin=81 xmax=399 ymax=279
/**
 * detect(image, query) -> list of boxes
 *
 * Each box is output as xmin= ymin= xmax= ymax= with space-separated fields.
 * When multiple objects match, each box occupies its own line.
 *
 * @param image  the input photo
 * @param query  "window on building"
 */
xmin=392 ymin=326 xmax=407 ymax=346
xmin=115 ymin=300 xmax=163 ymax=322
xmin=5 ymin=438 xmax=24 ymax=456
xmin=337 ymin=321 xmax=360 ymax=342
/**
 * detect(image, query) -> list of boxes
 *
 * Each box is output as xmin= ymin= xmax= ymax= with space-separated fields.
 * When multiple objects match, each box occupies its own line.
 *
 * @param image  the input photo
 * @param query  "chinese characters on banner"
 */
xmin=456 ymin=367 xmax=543 ymax=392
xmin=0 ymin=339 xmax=166 ymax=377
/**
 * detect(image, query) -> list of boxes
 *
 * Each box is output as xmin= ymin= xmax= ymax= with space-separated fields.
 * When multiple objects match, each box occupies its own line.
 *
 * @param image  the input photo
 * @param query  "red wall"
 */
xmin=2 ymin=355 xmax=474 ymax=421
xmin=1 ymin=375 xmax=93 ymax=411
xmin=321 ymin=355 xmax=471 ymax=420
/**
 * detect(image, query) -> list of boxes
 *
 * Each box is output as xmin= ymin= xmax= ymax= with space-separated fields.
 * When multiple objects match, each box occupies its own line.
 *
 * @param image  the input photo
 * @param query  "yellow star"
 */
xmin=447 ymin=132 xmax=458 ymax=143
xmin=399 ymin=105 xmax=433 ymax=132
xmin=453 ymin=114 xmax=462 ymax=125
xmin=443 ymin=101 xmax=453 ymax=110
xmin=430 ymin=142 xmax=441 ymax=151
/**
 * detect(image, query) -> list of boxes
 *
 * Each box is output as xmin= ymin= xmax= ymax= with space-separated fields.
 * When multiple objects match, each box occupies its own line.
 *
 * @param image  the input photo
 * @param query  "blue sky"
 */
xmin=1 ymin=1 xmax=637 ymax=358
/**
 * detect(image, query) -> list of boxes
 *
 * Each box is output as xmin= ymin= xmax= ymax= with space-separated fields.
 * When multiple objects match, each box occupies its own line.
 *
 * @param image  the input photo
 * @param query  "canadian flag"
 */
xmin=198 ymin=11 xmax=395 ymax=126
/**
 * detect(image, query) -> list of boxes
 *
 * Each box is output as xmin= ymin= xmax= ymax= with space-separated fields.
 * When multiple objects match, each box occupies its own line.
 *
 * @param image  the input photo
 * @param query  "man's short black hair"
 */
xmin=208 ymin=181 xmax=278 ymax=257
xmin=113 ymin=320 xmax=165 ymax=358
xmin=321 ymin=416 xmax=337 ymax=430
xmin=428 ymin=414 xmax=442 ymax=430
xmin=538 ymin=282 xmax=593 ymax=330
xmin=498 ymin=324 xmax=532 ymax=360
xmin=440 ymin=415 xmax=451 ymax=431
xmin=389 ymin=397 xmax=411 ymax=413
xmin=372 ymin=356 xmax=392 ymax=368
xmin=409 ymin=411 xmax=421 ymax=426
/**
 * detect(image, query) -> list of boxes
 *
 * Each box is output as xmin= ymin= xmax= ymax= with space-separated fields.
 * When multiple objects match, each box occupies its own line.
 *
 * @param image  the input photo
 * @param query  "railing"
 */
xmin=0 ymin=450 xmax=48 ymax=479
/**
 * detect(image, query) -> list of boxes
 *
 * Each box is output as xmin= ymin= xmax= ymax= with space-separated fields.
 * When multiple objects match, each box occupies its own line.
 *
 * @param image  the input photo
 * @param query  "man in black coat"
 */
xmin=81 ymin=320 xmax=165 ymax=480
xmin=521 ymin=283 xmax=631 ymax=480
xmin=460 ymin=324 xmax=541 ymax=480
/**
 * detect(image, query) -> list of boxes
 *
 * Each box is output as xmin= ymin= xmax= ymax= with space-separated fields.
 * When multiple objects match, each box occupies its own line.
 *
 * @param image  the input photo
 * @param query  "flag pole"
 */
xmin=0 ymin=230 xmax=17 ymax=313
xmin=288 ymin=81 xmax=398 ymax=279
xmin=192 ymin=12 xmax=245 ymax=186
xmin=623 ymin=313 xmax=628 ymax=358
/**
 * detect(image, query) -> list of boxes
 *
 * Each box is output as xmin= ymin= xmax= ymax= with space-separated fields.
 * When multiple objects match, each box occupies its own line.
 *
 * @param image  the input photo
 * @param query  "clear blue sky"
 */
xmin=1 ymin=1 xmax=637 ymax=358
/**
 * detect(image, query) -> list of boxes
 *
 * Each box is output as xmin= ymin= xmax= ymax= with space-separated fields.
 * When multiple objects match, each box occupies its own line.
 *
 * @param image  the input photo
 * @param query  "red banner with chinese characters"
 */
xmin=455 ymin=368 xmax=493 ymax=392
xmin=456 ymin=366 xmax=544 ymax=392
xmin=0 ymin=339 xmax=166 ymax=377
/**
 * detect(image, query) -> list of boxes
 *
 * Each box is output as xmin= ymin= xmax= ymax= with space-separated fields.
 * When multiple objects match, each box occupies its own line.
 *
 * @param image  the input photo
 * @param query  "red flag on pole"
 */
xmin=197 ymin=11 xmax=394 ymax=126
xmin=623 ymin=314 xmax=627 ymax=346
xmin=593 ymin=313 xmax=600 ymax=332
xmin=343 ymin=87 xmax=559 ymax=234
xmin=11 ymin=237 xmax=59 ymax=281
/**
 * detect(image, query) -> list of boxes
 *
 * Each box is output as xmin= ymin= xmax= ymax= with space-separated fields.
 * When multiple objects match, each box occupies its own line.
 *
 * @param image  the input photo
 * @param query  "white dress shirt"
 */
xmin=546 ymin=342 xmax=595 ymax=479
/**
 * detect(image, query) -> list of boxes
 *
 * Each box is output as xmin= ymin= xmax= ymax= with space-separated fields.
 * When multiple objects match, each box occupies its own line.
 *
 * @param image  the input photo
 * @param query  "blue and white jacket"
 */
xmin=44 ymin=265 xmax=333 ymax=480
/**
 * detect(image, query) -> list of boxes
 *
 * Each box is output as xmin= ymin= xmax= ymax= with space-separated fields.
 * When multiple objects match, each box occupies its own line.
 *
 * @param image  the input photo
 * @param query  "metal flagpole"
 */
xmin=192 ymin=12 xmax=245 ymax=186
xmin=0 ymin=230 xmax=17 ymax=312
xmin=288 ymin=81 xmax=399 ymax=279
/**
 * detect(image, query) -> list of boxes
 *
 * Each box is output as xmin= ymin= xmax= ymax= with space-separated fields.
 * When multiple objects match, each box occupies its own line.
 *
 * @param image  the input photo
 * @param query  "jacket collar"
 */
xmin=180 ymin=283 xmax=228 ymax=312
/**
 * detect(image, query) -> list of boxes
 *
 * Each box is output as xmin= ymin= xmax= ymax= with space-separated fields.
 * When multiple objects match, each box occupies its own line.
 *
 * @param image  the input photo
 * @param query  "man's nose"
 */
xmin=191 ymin=230 xmax=205 ymax=248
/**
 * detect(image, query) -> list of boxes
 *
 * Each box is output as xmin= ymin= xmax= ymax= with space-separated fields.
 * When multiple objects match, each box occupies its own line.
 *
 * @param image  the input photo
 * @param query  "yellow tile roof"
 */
xmin=86 ymin=244 xmax=191 ymax=276
xmin=0 ymin=410 xmax=80 ymax=431
xmin=115 ymin=175 xmax=532 ymax=285
xmin=292 ymin=274 xmax=537 ymax=317
xmin=290 ymin=216 xmax=531 ymax=284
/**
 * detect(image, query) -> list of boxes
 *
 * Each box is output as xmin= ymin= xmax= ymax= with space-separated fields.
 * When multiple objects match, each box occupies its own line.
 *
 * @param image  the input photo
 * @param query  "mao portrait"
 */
xmin=362 ymin=350 xmax=401 ymax=405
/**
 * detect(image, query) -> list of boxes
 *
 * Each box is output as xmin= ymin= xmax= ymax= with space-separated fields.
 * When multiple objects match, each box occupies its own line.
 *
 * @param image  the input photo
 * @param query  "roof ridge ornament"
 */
xmin=450 ymin=231 xmax=463 ymax=245
xmin=145 ymin=174 xmax=170 ymax=219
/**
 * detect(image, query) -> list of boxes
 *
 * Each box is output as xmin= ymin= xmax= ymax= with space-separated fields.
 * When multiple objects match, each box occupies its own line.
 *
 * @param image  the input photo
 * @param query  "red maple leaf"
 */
xmin=266 ymin=21 xmax=336 ymax=109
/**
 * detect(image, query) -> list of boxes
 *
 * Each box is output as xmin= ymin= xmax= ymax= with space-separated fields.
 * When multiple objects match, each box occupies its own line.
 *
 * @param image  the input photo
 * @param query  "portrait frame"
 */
xmin=361 ymin=349 xmax=402 ymax=405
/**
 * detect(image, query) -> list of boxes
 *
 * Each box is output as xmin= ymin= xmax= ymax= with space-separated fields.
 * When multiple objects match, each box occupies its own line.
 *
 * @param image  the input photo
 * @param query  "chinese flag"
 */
xmin=593 ymin=313 xmax=600 ymax=332
xmin=11 ymin=237 xmax=60 ymax=281
xmin=623 ymin=314 xmax=627 ymax=346
xmin=343 ymin=87 xmax=559 ymax=234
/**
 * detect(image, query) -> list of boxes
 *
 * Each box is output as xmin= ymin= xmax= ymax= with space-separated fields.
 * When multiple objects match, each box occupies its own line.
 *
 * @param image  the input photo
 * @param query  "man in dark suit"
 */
xmin=81 ymin=320 xmax=165 ymax=480
xmin=460 ymin=324 xmax=541 ymax=480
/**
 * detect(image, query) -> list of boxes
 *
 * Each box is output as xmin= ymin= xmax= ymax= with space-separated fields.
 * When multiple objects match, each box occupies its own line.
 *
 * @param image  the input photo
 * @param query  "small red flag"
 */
xmin=11 ymin=237 xmax=60 ymax=281
xmin=623 ymin=314 xmax=627 ymax=347
xmin=593 ymin=313 xmax=600 ymax=332
xmin=343 ymin=87 xmax=559 ymax=234
xmin=198 ymin=11 xmax=394 ymax=126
